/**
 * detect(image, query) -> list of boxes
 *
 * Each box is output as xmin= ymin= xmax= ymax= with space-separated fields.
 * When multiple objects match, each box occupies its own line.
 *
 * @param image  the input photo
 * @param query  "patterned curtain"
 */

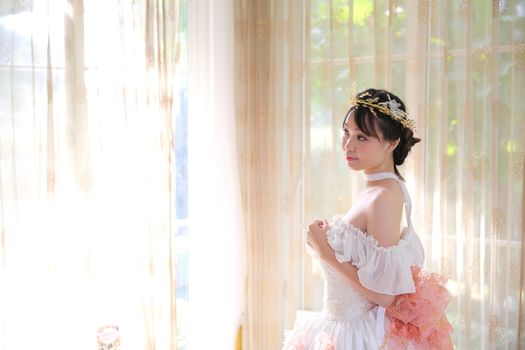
xmin=0 ymin=0 xmax=181 ymax=348
xmin=235 ymin=0 xmax=524 ymax=349
xmin=304 ymin=0 xmax=525 ymax=349
xmin=234 ymin=1 xmax=306 ymax=349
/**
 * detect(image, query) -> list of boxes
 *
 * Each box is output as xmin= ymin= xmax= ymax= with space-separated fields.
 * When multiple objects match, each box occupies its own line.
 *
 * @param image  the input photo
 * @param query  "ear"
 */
xmin=385 ymin=138 xmax=400 ymax=153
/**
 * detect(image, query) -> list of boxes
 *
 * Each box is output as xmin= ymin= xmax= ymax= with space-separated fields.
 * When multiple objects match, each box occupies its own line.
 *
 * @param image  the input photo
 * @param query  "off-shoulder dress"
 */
xmin=282 ymin=172 xmax=452 ymax=350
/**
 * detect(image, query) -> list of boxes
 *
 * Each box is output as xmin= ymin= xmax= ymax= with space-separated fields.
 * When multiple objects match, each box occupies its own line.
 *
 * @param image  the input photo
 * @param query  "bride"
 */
xmin=282 ymin=88 xmax=452 ymax=349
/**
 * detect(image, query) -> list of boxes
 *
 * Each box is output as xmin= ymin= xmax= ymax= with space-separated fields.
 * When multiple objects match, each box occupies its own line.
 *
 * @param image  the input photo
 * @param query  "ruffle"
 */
xmin=384 ymin=266 xmax=453 ymax=350
xmin=281 ymin=307 xmax=382 ymax=350
xmin=326 ymin=215 xmax=425 ymax=295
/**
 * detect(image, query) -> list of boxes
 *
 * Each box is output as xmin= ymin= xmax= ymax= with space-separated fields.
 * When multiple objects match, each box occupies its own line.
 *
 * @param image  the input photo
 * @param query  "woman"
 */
xmin=282 ymin=88 xmax=452 ymax=349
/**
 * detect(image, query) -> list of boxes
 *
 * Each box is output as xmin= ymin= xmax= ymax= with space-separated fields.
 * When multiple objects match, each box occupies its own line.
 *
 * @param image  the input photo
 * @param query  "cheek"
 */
xmin=361 ymin=142 xmax=384 ymax=156
xmin=357 ymin=141 xmax=373 ymax=152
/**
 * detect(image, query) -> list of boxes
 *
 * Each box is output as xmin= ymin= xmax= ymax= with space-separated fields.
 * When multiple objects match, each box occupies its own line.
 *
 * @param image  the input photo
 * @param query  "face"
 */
xmin=341 ymin=112 xmax=397 ymax=173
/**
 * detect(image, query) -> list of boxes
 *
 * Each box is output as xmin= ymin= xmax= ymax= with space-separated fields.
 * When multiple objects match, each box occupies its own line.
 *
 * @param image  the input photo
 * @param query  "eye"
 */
xmin=357 ymin=135 xmax=367 ymax=141
xmin=342 ymin=128 xmax=349 ymax=136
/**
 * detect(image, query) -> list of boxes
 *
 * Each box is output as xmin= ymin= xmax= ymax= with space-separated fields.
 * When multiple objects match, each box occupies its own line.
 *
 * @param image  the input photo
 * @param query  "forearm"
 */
xmin=320 ymin=249 xmax=395 ymax=308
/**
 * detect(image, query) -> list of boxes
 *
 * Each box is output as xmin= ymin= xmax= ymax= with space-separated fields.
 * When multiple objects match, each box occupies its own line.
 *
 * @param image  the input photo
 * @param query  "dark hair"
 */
xmin=342 ymin=88 xmax=421 ymax=180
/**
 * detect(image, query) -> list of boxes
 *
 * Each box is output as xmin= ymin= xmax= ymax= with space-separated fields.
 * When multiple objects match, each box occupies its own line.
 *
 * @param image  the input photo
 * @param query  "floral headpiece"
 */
xmin=351 ymin=92 xmax=417 ymax=133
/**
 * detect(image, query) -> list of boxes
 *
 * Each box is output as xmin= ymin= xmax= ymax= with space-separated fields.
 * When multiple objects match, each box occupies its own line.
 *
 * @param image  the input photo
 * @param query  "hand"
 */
xmin=306 ymin=219 xmax=331 ymax=258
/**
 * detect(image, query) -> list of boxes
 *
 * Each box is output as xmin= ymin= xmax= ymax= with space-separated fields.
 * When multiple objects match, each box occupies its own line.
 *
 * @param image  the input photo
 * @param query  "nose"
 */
xmin=343 ymin=136 xmax=355 ymax=151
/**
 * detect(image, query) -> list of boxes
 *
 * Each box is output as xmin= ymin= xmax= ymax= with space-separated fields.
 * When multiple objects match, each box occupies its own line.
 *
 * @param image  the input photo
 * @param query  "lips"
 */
xmin=346 ymin=156 xmax=358 ymax=161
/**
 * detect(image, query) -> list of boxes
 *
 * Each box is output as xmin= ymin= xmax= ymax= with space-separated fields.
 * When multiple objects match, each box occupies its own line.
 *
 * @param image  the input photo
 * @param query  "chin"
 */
xmin=346 ymin=162 xmax=364 ymax=171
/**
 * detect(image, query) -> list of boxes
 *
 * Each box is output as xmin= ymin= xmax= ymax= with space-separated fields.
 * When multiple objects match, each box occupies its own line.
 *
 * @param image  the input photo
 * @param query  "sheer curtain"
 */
xmin=187 ymin=0 xmax=244 ymax=348
xmin=0 ymin=0 xmax=181 ymax=348
xmin=234 ymin=1 xmax=306 ymax=349
xmin=304 ymin=0 xmax=525 ymax=349
xmin=235 ymin=0 xmax=525 ymax=349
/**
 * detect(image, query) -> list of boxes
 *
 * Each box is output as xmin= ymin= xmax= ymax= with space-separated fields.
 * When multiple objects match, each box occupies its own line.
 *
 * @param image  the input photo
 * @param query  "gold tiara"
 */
xmin=351 ymin=92 xmax=417 ymax=133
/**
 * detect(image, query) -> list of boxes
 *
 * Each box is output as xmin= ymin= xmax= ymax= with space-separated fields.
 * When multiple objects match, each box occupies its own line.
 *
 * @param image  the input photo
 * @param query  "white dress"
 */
xmin=282 ymin=172 xmax=425 ymax=350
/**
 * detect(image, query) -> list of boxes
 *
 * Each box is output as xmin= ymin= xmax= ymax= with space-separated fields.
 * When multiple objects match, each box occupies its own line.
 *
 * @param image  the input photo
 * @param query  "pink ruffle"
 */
xmin=384 ymin=266 xmax=453 ymax=350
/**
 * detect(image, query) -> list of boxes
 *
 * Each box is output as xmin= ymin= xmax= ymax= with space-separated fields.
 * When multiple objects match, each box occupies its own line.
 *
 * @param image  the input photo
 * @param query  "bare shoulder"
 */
xmin=365 ymin=181 xmax=404 ymax=247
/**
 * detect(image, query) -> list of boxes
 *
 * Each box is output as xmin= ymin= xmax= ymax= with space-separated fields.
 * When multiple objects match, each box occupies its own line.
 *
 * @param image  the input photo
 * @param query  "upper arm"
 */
xmin=366 ymin=190 xmax=403 ymax=247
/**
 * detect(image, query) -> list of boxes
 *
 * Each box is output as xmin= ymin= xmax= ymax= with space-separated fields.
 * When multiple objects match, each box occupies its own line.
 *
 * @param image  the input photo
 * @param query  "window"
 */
xmin=174 ymin=1 xmax=189 ymax=348
xmin=306 ymin=1 xmax=525 ymax=347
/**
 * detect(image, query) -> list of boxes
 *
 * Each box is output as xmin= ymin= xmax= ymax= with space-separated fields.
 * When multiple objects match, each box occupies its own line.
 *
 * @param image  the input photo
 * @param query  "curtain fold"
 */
xmin=187 ymin=0 xmax=244 ymax=348
xmin=0 ymin=0 xmax=181 ymax=348
xmin=234 ymin=1 xmax=306 ymax=349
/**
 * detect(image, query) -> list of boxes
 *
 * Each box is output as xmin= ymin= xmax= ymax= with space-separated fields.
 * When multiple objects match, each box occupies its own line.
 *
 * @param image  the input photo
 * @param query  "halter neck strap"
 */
xmin=364 ymin=172 xmax=399 ymax=182
xmin=364 ymin=172 xmax=413 ymax=231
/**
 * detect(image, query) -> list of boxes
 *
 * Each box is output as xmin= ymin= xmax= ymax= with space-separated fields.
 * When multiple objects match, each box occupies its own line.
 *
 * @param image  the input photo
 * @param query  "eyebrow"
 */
xmin=342 ymin=126 xmax=361 ymax=131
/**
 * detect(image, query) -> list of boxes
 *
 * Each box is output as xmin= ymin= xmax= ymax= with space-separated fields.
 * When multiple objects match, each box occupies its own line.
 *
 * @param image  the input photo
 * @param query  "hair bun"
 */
xmin=393 ymin=129 xmax=421 ymax=166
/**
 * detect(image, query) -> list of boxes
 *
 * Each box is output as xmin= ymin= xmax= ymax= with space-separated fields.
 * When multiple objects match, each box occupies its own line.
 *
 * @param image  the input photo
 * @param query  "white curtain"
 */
xmin=187 ymin=0 xmax=244 ymax=349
